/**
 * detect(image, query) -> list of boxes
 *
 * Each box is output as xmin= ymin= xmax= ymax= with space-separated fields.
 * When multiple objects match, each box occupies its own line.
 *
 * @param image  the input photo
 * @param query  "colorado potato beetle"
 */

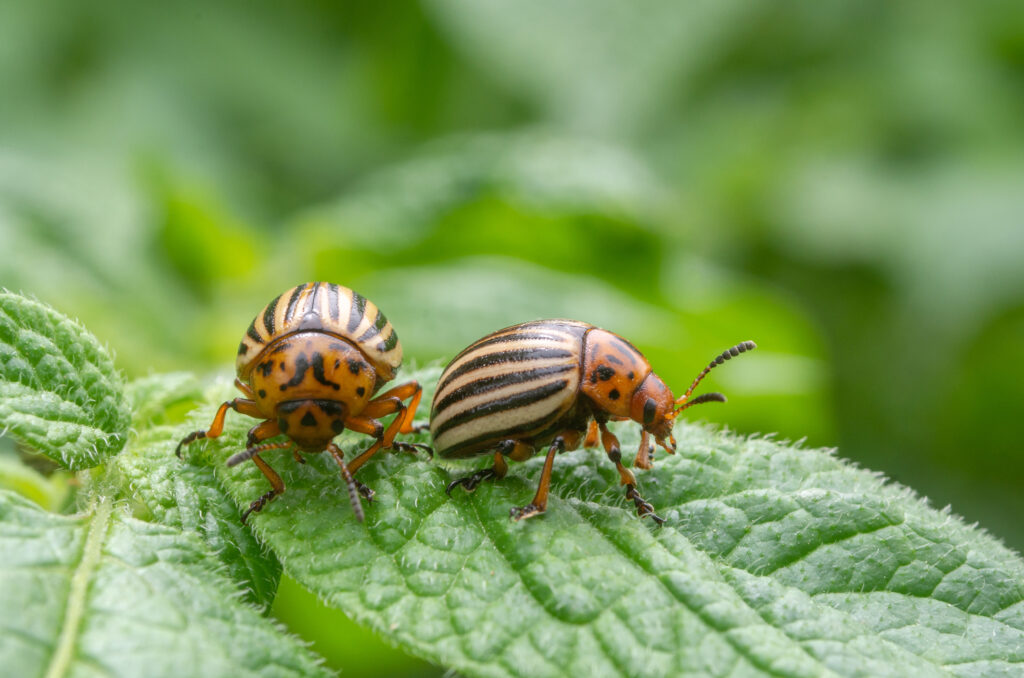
xmin=432 ymin=319 xmax=754 ymax=523
xmin=176 ymin=282 xmax=428 ymax=523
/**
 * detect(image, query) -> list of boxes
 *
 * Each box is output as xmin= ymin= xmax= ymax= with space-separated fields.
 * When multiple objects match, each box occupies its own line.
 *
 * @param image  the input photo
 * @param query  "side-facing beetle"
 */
xmin=431 ymin=319 xmax=754 ymax=523
xmin=177 ymin=282 xmax=428 ymax=523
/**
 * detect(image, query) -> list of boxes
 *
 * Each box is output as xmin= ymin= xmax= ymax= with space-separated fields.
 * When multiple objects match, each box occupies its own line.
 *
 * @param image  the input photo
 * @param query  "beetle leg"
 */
xmin=633 ymin=430 xmax=656 ymax=470
xmin=598 ymin=422 xmax=636 ymax=487
xmin=175 ymin=397 xmax=263 ymax=458
xmin=584 ymin=420 xmax=600 ymax=448
xmin=241 ymin=450 xmax=288 ymax=524
xmin=626 ymin=485 xmax=665 ymax=526
xmin=510 ymin=437 xmax=564 ymax=521
xmin=362 ymin=380 xmax=424 ymax=434
xmin=327 ymin=443 xmax=366 ymax=522
xmin=597 ymin=423 xmax=664 ymax=524
xmin=446 ymin=450 xmax=510 ymax=495
xmin=245 ymin=419 xmax=281 ymax=448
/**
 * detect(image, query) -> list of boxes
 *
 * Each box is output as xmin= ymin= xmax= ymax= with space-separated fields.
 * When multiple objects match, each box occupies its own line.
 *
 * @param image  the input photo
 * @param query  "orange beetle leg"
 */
xmin=584 ymin=420 xmax=600 ymax=448
xmin=176 ymin=397 xmax=264 ymax=458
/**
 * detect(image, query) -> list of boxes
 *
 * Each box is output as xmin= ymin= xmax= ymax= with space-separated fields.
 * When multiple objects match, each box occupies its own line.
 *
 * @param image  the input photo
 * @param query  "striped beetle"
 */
xmin=176 ymin=282 xmax=428 ymax=523
xmin=432 ymin=319 xmax=754 ymax=523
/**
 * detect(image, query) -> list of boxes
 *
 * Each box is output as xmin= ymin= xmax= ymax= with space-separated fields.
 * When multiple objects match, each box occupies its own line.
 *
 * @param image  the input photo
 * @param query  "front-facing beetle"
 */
xmin=176 ymin=282 xmax=428 ymax=523
xmin=432 ymin=319 xmax=754 ymax=523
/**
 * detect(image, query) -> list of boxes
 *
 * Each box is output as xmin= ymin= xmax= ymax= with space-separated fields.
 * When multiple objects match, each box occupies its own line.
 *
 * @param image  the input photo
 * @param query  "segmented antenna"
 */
xmin=674 ymin=340 xmax=756 ymax=412
xmin=337 ymin=456 xmax=365 ymax=523
xmin=227 ymin=441 xmax=290 ymax=467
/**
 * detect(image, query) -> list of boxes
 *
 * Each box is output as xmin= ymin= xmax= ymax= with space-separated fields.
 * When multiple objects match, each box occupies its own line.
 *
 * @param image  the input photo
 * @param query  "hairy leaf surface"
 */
xmin=0 ymin=292 xmax=129 ymax=469
xmin=0 ymin=490 xmax=331 ymax=678
xmin=187 ymin=370 xmax=1024 ymax=678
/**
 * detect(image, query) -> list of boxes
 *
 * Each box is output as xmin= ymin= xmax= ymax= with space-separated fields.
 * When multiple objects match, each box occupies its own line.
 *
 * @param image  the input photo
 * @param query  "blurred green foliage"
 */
xmin=1 ymin=1 xmax=1021 ymax=675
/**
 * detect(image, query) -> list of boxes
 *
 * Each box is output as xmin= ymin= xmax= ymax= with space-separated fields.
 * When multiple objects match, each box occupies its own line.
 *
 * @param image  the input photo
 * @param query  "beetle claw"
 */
xmin=445 ymin=468 xmax=497 ymax=496
xmin=625 ymin=484 xmax=665 ymax=526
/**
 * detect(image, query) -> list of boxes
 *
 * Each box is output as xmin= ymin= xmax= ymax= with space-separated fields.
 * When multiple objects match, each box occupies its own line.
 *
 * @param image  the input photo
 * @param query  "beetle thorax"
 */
xmin=245 ymin=331 xmax=376 ymax=450
xmin=580 ymin=329 xmax=652 ymax=419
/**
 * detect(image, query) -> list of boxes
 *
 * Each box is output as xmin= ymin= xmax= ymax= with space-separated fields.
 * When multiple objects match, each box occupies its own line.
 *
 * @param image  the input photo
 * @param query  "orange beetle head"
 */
xmin=629 ymin=372 xmax=677 ymax=449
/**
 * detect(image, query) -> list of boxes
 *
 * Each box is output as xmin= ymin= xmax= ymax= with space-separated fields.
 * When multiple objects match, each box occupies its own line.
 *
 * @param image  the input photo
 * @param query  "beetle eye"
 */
xmin=643 ymin=397 xmax=657 ymax=424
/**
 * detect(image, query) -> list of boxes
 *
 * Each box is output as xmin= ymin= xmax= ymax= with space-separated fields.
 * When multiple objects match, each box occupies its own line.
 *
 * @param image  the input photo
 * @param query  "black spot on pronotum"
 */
xmin=331 ymin=420 xmax=345 ymax=434
xmin=258 ymin=389 xmax=267 ymax=399
xmin=257 ymin=360 xmax=274 ymax=378
xmin=311 ymin=352 xmax=341 ymax=390
xmin=356 ymin=386 xmax=365 ymax=397
xmin=347 ymin=358 xmax=363 ymax=375
xmin=595 ymin=365 xmax=615 ymax=381
xmin=643 ymin=398 xmax=657 ymax=424
xmin=628 ymin=371 xmax=635 ymax=380
xmin=301 ymin=412 xmax=317 ymax=427
xmin=609 ymin=389 xmax=620 ymax=401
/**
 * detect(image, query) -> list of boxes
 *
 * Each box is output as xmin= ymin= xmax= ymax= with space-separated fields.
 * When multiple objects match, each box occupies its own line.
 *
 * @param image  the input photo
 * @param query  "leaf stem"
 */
xmin=44 ymin=495 xmax=113 ymax=678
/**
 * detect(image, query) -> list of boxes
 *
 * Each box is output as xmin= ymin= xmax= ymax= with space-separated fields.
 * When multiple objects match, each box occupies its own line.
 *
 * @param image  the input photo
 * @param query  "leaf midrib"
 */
xmin=43 ymin=495 xmax=112 ymax=678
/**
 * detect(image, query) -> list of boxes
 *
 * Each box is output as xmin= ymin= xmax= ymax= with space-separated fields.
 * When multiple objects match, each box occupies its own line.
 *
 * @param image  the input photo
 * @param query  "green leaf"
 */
xmin=112 ymin=425 xmax=282 ymax=609
xmin=0 ymin=490 xmax=331 ymax=678
xmin=114 ymin=374 xmax=281 ymax=607
xmin=188 ymin=369 xmax=1024 ymax=678
xmin=0 ymin=291 xmax=130 ymax=469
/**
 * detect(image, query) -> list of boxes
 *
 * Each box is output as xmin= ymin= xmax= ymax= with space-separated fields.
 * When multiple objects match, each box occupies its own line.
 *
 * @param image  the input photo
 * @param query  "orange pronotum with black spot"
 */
xmin=431 ymin=319 xmax=755 ymax=523
xmin=176 ymin=282 xmax=427 ymax=523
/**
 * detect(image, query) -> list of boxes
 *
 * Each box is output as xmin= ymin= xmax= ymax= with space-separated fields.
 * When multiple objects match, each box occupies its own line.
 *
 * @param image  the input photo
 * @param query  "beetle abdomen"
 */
xmin=431 ymin=320 xmax=590 ymax=458
xmin=236 ymin=282 xmax=401 ymax=383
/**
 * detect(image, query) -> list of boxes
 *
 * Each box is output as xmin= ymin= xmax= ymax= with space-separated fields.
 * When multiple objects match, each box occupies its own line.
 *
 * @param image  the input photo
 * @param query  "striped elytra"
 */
xmin=433 ymin=319 xmax=756 ymax=523
xmin=237 ymin=281 xmax=401 ymax=387
xmin=177 ymin=282 xmax=427 ymax=524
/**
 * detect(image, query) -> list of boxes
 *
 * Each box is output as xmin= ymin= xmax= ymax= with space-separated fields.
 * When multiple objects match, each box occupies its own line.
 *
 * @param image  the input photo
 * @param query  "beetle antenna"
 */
xmin=674 ymin=341 xmax=756 ymax=413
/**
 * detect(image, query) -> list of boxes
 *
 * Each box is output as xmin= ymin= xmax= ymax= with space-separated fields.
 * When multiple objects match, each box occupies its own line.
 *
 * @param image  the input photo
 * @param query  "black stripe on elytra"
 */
xmin=432 ymin=379 xmax=569 ymax=438
xmin=467 ymin=331 xmax=572 ymax=354
xmin=305 ymin=281 xmax=323 ymax=317
xmin=438 ymin=415 xmax=560 ymax=458
xmin=284 ymin=283 xmax=308 ymax=323
xmin=443 ymin=348 xmax=574 ymax=385
xmin=263 ymin=294 xmax=283 ymax=336
xmin=246 ymin=318 xmax=264 ymax=344
xmin=347 ymin=292 xmax=367 ymax=333
xmin=433 ymin=364 xmax=574 ymax=414
xmin=378 ymin=327 xmax=399 ymax=353
xmin=358 ymin=309 xmax=389 ymax=342
xmin=327 ymin=283 xmax=340 ymax=322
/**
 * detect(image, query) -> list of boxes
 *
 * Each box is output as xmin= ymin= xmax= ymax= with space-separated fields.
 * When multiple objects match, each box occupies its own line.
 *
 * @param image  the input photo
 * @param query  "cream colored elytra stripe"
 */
xmin=433 ymin=388 xmax=574 ymax=453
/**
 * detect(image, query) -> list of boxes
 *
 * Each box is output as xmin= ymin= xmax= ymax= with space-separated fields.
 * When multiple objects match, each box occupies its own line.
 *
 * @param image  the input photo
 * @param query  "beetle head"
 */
xmin=630 ymin=372 xmax=677 ymax=447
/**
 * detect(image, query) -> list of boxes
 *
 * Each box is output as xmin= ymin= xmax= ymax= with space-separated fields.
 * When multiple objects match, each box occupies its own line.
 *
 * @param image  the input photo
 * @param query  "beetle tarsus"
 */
xmin=356 ymin=481 xmax=375 ymax=502
xmin=175 ymin=430 xmax=206 ymax=458
xmin=509 ymin=503 xmax=545 ymax=522
xmin=241 ymin=488 xmax=279 ymax=524
xmin=392 ymin=441 xmax=434 ymax=458
xmin=445 ymin=468 xmax=497 ymax=496
xmin=625 ymin=484 xmax=664 ymax=525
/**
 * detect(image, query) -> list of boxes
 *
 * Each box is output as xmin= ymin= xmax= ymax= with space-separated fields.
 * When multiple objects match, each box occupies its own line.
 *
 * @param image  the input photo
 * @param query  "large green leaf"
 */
xmin=0 ymin=490 xmax=331 ymax=678
xmin=185 ymin=370 xmax=1024 ymax=678
xmin=0 ymin=291 xmax=130 ymax=469
xmin=117 ymin=373 xmax=281 ymax=608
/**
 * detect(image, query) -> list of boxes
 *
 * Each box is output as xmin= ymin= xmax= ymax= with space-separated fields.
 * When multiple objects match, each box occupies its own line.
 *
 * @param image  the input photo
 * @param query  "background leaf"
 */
xmin=0 ymin=490 xmax=331 ymax=678
xmin=0 ymin=291 xmax=129 ymax=469
xmin=187 ymin=368 xmax=1024 ymax=678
